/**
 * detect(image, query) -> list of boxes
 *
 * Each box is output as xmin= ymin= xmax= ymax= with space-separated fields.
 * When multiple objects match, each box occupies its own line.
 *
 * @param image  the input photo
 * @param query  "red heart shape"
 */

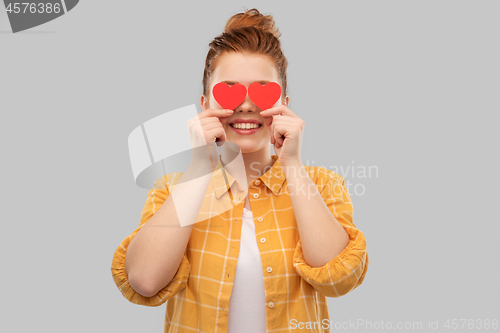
xmin=212 ymin=82 xmax=247 ymax=110
xmin=248 ymin=82 xmax=281 ymax=111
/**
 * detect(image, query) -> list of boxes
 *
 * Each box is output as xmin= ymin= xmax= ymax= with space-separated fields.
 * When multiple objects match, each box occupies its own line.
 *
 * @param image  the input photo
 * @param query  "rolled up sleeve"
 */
xmin=111 ymin=175 xmax=191 ymax=306
xmin=293 ymin=175 xmax=368 ymax=298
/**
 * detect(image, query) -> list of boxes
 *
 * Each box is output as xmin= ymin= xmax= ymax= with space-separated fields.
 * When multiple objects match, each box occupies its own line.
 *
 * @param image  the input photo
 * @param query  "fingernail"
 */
xmin=227 ymin=110 xmax=233 ymax=114
xmin=260 ymin=111 xmax=266 ymax=114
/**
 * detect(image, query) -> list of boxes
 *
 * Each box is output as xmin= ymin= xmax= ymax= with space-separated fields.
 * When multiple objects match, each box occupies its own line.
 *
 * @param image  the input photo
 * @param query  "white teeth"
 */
xmin=232 ymin=123 xmax=260 ymax=129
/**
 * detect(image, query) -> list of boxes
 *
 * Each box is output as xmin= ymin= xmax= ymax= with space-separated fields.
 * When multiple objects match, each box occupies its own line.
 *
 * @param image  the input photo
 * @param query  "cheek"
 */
xmin=272 ymin=97 xmax=284 ymax=108
xmin=263 ymin=118 xmax=273 ymax=129
xmin=261 ymin=124 xmax=271 ymax=138
xmin=208 ymin=93 xmax=222 ymax=110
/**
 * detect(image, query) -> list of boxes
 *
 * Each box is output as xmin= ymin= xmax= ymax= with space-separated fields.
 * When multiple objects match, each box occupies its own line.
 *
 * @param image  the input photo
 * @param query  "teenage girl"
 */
xmin=112 ymin=8 xmax=368 ymax=333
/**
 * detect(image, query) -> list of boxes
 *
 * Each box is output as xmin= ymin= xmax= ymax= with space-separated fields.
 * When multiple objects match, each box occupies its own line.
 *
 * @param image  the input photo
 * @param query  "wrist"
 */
xmin=282 ymin=161 xmax=305 ymax=179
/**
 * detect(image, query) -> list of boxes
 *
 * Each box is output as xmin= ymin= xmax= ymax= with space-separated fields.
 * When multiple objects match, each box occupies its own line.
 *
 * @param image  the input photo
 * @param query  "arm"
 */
xmin=111 ymin=159 xmax=215 ymax=306
xmin=285 ymin=164 xmax=350 ymax=267
xmin=285 ymin=164 xmax=368 ymax=297
xmin=124 ymin=161 xmax=213 ymax=297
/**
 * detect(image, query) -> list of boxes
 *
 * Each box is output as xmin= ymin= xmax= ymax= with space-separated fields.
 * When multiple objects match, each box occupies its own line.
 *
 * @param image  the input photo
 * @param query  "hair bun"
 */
xmin=224 ymin=8 xmax=281 ymax=39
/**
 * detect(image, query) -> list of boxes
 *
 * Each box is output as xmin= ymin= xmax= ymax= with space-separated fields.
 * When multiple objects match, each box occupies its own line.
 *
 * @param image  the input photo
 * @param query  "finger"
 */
xmin=259 ymin=105 xmax=293 ymax=117
xmin=274 ymin=125 xmax=285 ymax=148
xmin=211 ymin=126 xmax=226 ymax=145
xmin=270 ymin=119 xmax=275 ymax=145
xmin=199 ymin=119 xmax=218 ymax=128
xmin=269 ymin=115 xmax=285 ymax=145
xmin=203 ymin=121 xmax=223 ymax=131
xmin=200 ymin=108 xmax=234 ymax=119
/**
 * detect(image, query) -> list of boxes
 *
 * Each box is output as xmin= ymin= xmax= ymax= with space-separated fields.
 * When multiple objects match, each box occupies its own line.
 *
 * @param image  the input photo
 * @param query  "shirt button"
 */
xmin=255 ymin=180 xmax=260 ymax=185
xmin=253 ymin=193 xmax=259 ymax=199
xmin=268 ymin=302 xmax=274 ymax=308
xmin=258 ymin=217 xmax=263 ymax=222
xmin=260 ymin=237 xmax=266 ymax=243
xmin=266 ymin=266 xmax=272 ymax=273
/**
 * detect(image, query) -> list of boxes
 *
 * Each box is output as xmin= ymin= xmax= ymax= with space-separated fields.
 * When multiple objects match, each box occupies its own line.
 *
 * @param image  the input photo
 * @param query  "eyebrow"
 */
xmin=221 ymin=80 xmax=271 ymax=85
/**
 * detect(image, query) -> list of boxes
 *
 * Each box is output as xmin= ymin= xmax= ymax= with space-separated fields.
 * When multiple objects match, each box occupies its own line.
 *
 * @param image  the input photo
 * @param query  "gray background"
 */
xmin=1 ymin=1 xmax=499 ymax=332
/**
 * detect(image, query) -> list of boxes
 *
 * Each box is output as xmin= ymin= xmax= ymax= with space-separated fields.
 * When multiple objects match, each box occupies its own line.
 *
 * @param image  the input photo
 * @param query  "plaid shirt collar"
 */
xmin=211 ymin=154 xmax=286 ymax=199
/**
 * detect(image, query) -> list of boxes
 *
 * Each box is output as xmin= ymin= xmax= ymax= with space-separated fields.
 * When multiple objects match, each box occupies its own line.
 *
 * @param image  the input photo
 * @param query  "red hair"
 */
xmin=202 ymin=8 xmax=288 ymax=104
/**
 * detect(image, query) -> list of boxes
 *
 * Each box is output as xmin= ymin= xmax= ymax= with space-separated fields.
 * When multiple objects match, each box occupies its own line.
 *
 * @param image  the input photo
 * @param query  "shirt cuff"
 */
xmin=111 ymin=226 xmax=191 ymax=307
xmin=293 ymin=226 xmax=368 ymax=298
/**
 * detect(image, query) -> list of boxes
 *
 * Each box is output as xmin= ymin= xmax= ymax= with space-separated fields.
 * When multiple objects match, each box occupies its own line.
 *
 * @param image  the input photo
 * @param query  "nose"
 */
xmin=235 ymin=90 xmax=258 ymax=113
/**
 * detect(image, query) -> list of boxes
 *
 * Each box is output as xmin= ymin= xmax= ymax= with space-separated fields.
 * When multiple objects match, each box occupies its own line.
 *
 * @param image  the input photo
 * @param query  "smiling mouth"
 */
xmin=229 ymin=123 xmax=263 ymax=130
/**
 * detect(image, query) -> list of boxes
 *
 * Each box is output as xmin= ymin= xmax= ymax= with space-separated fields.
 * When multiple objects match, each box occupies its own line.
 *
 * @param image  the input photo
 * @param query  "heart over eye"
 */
xmin=248 ymin=82 xmax=281 ymax=111
xmin=212 ymin=83 xmax=247 ymax=110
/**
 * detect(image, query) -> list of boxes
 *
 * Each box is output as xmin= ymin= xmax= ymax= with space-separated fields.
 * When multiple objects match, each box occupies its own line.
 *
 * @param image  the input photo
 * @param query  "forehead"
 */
xmin=211 ymin=52 xmax=279 ymax=86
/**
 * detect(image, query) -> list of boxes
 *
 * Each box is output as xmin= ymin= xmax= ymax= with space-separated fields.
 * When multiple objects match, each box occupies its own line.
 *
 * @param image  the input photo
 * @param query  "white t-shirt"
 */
xmin=227 ymin=208 xmax=267 ymax=332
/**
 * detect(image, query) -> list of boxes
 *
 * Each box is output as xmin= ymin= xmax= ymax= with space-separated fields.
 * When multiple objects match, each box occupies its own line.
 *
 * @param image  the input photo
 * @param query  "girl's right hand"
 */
xmin=186 ymin=108 xmax=233 ymax=165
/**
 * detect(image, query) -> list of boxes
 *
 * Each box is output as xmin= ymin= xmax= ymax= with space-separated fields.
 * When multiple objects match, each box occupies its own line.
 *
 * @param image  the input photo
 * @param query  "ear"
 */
xmin=284 ymin=94 xmax=289 ymax=107
xmin=200 ymin=94 xmax=208 ymax=111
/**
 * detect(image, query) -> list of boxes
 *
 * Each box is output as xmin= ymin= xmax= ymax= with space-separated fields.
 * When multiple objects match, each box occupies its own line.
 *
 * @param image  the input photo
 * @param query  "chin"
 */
xmin=228 ymin=139 xmax=266 ymax=154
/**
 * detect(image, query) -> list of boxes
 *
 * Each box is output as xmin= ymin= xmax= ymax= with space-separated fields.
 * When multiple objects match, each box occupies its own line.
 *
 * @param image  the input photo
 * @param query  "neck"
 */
xmin=221 ymin=144 xmax=275 ymax=183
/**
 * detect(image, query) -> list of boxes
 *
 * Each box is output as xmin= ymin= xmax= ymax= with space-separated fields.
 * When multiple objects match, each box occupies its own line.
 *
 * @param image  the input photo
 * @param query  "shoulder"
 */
xmin=151 ymin=172 xmax=185 ymax=192
xmin=303 ymin=164 xmax=346 ymax=187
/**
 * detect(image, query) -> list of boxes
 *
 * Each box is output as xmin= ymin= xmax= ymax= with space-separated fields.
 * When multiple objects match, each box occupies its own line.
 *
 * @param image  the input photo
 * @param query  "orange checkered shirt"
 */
xmin=111 ymin=154 xmax=368 ymax=332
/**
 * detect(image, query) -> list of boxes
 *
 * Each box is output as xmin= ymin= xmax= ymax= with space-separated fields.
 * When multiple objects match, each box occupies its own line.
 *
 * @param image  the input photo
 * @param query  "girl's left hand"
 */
xmin=260 ymin=105 xmax=304 ymax=167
